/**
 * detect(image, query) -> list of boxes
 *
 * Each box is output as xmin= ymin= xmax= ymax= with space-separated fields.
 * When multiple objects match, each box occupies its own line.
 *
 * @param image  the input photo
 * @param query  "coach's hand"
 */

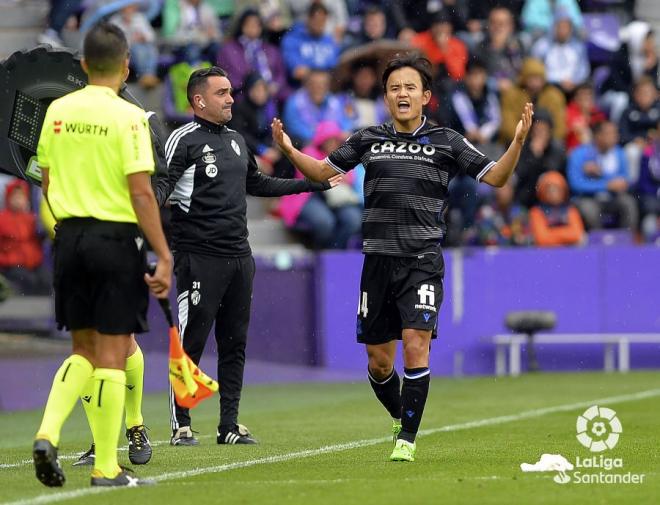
xmin=514 ymin=102 xmax=534 ymax=146
xmin=271 ymin=118 xmax=293 ymax=156
xmin=145 ymin=255 xmax=172 ymax=299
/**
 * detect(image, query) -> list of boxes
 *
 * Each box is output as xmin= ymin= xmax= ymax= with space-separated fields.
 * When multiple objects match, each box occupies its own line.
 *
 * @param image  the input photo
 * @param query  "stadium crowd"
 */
xmin=1 ymin=0 xmax=659 ymax=295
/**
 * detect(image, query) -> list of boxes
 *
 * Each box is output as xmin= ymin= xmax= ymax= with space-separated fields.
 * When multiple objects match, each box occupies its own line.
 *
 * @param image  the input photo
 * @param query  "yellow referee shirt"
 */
xmin=37 ymin=85 xmax=154 ymax=223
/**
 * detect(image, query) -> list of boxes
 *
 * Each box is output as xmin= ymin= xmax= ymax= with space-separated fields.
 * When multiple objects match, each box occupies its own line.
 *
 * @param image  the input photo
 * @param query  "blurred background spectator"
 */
xmin=514 ymin=109 xmax=566 ymax=207
xmin=521 ymin=0 xmax=583 ymax=38
xmin=500 ymin=58 xmax=566 ymax=144
xmin=0 ymin=180 xmax=50 ymax=296
xmin=278 ymin=122 xmax=362 ymax=249
xmin=110 ymin=1 xmax=160 ymax=89
xmin=566 ymin=83 xmax=607 ymax=152
xmin=218 ymin=8 xmax=290 ymax=106
xmin=637 ymin=123 xmax=660 ymax=242
xmin=336 ymin=60 xmax=390 ymax=130
xmin=161 ymin=0 xmax=222 ymax=64
xmin=529 ymin=171 xmax=585 ymax=246
xmin=283 ymin=70 xmax=352 ymax=145
xmin=281 ymin=2 xmax=340 ymax=84
xmin=530 ymin=7 xmax=589 ymax=95
xmin=567 ymin=121 xmax=638 ymax=230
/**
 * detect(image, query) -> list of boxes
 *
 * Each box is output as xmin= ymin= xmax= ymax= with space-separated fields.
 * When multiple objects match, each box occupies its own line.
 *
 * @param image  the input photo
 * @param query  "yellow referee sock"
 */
xmin=36 ymin=354 xmax=94 ymax=447
xmin=124 ymin=345 xmax=144 ymax=429
xmin=89 ymin=368 xmax=126 ymax=478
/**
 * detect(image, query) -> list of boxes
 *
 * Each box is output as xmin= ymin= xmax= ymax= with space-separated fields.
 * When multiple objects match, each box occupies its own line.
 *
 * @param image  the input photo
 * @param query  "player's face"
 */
xmin=384 ymin=67 xmax=431 ymax=125
xmin=200 ymin=75 xmax=234 ymax=124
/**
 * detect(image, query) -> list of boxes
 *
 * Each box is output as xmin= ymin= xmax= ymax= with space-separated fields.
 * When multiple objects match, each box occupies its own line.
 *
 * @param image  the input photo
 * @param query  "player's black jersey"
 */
xmin=326 ymin=116 xmax=496 ymax=256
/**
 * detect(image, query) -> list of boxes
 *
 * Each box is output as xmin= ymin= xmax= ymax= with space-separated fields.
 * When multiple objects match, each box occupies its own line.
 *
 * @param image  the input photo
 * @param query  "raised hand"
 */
xmin=271 ymin=118 xmax=293 ymax=155
xmin=514 ymin=102 xmax=534 ymax=145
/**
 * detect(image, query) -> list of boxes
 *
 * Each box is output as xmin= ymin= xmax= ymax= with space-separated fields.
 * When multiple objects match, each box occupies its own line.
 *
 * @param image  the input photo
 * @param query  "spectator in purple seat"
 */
xmin=620 ymin=76 xmax=660 ymax=184
xmin=448 ymin=57 xmax=501 ymax=157
xmin=530 ymin=7 xmax=589 ymax=96
xmin=473 ymin=6 xmax=526 ymax=93
xmin=637 ymin=124 xmax=660 ymax=241
xmin=514 ymin=109 xmax=565 ymax=207
xmin=280 ymin=2 xmax=341 ymax=83
xmin=110 ymin=2 xmax=160 ymax=89
xmin=217 ymin=9 xmax=290 ymax=105
xmin=282 ymin=70 xmax=352 ymax=145
xmin=567 ymin=121 xmax=638 ymax=230
xmin=337 ymin=60 xmax=390 ymax=130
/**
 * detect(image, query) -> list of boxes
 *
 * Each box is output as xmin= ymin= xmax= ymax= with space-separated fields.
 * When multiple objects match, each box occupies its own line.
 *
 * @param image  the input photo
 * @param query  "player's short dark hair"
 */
xmin=466 ymin=57 xmax=488 ymax=74
xmin=83 ymin=22 xmax=129 ymax=76
xmin=382 ymin=55 xmax=433 ymax=92
xmin=187 ymin=66 xmax=229 ymax=106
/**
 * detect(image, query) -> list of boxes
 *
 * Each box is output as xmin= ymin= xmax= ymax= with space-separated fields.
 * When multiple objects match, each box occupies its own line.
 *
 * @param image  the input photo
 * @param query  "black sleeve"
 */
xmin=445 ymin=128 xmax=496 ymax=182
xmin=325 ymin=129 xmax=365 ymax=174
xmin=246 ymin=148 xmax=329 ymax=196
xmin=159 ymin=128 xmax=191 ymax=208
xmin=146 ymin=112 xmax=170 ymax=205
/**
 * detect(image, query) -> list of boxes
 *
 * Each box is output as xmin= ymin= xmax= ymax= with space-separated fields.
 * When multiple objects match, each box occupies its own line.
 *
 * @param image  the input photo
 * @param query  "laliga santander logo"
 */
xmin=576 ymin=406 xmax=622 ymax=452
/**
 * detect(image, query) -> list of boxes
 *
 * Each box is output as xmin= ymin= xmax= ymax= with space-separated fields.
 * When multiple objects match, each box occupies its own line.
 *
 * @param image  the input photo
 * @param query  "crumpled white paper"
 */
xmin=520 ymin=454 xmax=574 ymax=473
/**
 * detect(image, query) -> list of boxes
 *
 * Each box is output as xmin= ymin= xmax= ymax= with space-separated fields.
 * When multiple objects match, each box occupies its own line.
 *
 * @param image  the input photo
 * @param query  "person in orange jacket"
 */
xmin=529 ymin=170 xmax=585 ymax=247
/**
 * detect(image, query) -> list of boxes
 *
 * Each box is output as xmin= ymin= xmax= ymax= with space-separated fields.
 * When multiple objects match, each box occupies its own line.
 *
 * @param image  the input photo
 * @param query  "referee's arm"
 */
xmin=271 ymin=118 xmax=338 ymax=182
xmin=481 ymin=103 xmax=534 ymax=187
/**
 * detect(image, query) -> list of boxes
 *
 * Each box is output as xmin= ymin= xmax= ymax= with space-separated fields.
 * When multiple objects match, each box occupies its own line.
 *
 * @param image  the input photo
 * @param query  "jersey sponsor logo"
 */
xmin=231 ymin=139 xmax=241 ymax=156
xmin=415 ymin=284 xmax=437 ymax=312
xmin=205 ymin=164 xmax=218 ymax=178
xmin=62 ymin=122 xmax=109 ymax=136
xmin=202 ymin=151 xmax=216 ymax=164
xmin=202 ymin=144 xmax=213 ymax=153
xmin=370 ymin=140 xmax=435 ymax=156
xmin=53 ymin=120 xmax=62 ymax=134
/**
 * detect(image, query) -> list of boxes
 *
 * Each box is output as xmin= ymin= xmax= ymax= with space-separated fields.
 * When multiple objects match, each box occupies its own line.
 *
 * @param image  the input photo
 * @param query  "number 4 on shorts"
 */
xmin=358 ymin=292 xmax=368 ymax=318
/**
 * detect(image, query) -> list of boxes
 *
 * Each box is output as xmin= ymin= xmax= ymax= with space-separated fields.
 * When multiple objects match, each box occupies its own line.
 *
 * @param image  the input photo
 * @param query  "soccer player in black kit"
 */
xmin=160 ymin=67 xmax=336 ymax=446
xmin=272 ymin=56 xmax=533 ymax=461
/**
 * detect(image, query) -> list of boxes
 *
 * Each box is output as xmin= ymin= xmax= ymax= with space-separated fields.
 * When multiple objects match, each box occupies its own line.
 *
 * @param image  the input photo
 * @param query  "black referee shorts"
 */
xmin=356 ymin=252 xmax=444 ymax=345
xmin=53 ymin=218 xmax=149 ymax=335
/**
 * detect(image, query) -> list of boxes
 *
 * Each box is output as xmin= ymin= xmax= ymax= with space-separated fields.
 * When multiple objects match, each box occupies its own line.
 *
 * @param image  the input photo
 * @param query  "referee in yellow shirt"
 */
xmin=33 ymin=22 xmax=172 ymax=488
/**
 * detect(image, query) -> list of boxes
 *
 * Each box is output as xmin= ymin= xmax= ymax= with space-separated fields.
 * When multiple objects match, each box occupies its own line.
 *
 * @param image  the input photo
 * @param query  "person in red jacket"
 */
xmin=529 ymin=171 xmax=585 ymax=247
xmin=0 ymin=178 xmax=50 ymax=295
xmin=565 ymin=83 xmax=607 ymax=152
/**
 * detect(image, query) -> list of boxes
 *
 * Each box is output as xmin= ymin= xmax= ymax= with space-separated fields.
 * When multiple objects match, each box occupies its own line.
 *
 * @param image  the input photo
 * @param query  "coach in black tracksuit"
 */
xmin=159 ymin=67 xmax=330 ymax=446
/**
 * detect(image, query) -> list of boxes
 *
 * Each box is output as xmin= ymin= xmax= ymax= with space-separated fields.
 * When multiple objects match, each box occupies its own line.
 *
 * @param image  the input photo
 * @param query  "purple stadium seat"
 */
xmin=583 ymin=13 xmax=621 ymax=66
xmin=587 ymin=229 xmax=634 ymax=246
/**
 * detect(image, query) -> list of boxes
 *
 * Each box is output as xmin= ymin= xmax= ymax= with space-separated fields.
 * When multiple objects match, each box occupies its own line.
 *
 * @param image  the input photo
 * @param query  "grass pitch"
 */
xmin=1 ymin=371 xmax=658 ymax=505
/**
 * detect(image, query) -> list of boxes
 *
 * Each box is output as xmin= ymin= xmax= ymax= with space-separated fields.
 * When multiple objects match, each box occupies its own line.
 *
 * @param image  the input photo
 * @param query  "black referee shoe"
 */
xmin=217 ymin=424 xmax=258 ymax=445
xmin=33 ymin=439 xmax=65 ymax=487
xmin=91 ymin=467 xmax=155 ymax=487
xmin=126 ymin=425 xmax=152 ymax=465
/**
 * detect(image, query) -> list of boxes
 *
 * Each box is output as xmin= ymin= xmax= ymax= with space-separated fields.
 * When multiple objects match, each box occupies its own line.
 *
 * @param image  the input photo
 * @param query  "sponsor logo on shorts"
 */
xmin=415 ymin=284 xmax=437 ymax=312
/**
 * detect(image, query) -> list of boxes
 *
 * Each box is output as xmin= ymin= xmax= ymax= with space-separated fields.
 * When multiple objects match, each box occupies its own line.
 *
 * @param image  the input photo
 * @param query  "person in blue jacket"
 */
xmin=567 ymin=120 xmax=638 ymax=230
xmin=280 ymin=2 xmax=340 ymax=84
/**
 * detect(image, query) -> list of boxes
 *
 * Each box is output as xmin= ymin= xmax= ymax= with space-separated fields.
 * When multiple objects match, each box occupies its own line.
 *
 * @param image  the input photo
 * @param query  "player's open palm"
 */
xmin=271 ymin=118 xmax=293 ymax=155
xmin=514 ymin=102 xmax=534 ymax=145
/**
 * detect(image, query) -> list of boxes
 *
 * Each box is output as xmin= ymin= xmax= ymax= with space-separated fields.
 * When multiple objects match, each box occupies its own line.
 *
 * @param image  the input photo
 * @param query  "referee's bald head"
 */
xmin=82 ymin=22 xmax=129 ymax=77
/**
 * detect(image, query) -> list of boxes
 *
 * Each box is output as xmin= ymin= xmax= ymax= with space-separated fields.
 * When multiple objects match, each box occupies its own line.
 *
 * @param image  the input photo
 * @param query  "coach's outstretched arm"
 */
xmin=481 ymin=102 xmax=534 ymax=187
xmin=271 ymin=118 xmax=338 ymax=182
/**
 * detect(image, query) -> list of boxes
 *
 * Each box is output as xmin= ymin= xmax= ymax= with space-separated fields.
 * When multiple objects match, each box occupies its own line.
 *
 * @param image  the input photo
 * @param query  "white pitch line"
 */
xmin=3 ymin=387 xmax=659 ymax=505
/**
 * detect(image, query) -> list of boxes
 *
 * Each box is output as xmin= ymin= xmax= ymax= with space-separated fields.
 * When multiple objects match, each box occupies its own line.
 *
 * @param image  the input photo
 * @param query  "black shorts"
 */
xmin=53 ymin=218 xmax=149 ymax=334
xmin=356 ymin=252 xmax=444 ymax=345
